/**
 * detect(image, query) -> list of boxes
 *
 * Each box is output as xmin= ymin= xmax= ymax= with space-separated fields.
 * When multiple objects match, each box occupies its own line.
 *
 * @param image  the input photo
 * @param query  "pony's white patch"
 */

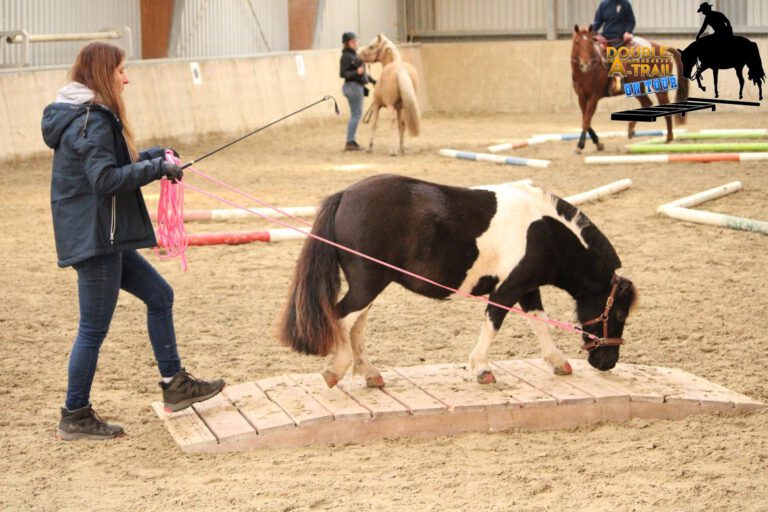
xmin=526 ymin=310 xmax=568 ymax=370
xmin=452 ymin=183 xmax=588 ymax=297
xmin=330 ymin=164 xmax=372 ymax=172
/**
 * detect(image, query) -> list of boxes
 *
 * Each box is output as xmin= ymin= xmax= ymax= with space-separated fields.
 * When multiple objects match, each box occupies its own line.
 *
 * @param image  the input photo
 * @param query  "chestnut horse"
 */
xmin=279 ymin=175 xmax=637 ymax=389
xmin=571 ymin=24 xmax=688 ymax=153
xmin=359 ymin=33 xmax=420 ymax=156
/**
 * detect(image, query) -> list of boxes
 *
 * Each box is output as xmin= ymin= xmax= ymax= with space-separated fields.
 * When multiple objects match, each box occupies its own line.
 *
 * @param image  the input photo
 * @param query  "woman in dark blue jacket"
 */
xmin=42 ymin=42 xmax=224 ymax=440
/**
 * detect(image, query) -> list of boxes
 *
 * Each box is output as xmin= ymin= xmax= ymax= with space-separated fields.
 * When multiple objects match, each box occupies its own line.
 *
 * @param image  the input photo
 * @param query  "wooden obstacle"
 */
xmin=439 ymin=149 xmax=551 ymax=168
xmin=657 ymin=181 xmax=768 ymax=236
xmin=152 ymin=359 xmax=764 ymax=453
xmin=585 ymin=152 xmax=768 ymax=165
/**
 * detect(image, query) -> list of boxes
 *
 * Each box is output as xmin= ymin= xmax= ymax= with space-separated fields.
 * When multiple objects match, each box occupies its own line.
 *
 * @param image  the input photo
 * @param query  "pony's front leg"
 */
xmin=520 ymin=290 xmax=571 ymax=376
xmin=468 ymin=311 xmax=504 ymax=384
xmin=349 ymin=308 xmax=384 ymax=388
xmin=712 ymin=68 xmax=720 ymax=98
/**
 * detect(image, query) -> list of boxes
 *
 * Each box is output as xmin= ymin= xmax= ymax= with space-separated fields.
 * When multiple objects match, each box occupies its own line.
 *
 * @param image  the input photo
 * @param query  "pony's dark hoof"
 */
xmin=596 ymin=142 xmax=605 ymax=151
xmin=477 ymin=371 xmax=497 ymax=385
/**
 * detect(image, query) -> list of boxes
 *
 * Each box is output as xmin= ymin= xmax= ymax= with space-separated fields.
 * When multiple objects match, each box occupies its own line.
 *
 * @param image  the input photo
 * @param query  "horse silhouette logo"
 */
xmin=679 ymin=2 xmax=765 ymax=100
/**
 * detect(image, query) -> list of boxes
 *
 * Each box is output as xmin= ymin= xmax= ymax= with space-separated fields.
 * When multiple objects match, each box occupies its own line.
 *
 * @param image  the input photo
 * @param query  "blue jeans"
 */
xmin=65 ymin=250 xmax=181 ymax=410
xmin=343 ymin=81 xmax=364 ymax=143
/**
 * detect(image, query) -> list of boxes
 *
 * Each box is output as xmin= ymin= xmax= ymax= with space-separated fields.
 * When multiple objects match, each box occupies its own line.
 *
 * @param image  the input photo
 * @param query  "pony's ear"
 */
xmin=377 ymin=33 xmax=383 ymax=41
xmin=574 ymin=24 xmax=580 ymax=33
xmin=588 ymin=24 xmax=593 ymax=33
xmin=677 ymin=48 xmax=683 ymax=53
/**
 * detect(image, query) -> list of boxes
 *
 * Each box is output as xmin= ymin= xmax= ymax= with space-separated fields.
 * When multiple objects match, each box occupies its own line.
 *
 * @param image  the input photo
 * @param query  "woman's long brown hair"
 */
xmin=69 ymin=42 xmax=138 ymax=161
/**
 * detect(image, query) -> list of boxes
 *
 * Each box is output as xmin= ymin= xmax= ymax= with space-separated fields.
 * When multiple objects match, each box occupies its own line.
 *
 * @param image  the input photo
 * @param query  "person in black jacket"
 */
xmin=41 ymin=42 xmax=224 ymax=441
xmin=339 ymin=32 xmax=375 ymax=151
xmin=593 ymin=0 xmax=637 ymax=95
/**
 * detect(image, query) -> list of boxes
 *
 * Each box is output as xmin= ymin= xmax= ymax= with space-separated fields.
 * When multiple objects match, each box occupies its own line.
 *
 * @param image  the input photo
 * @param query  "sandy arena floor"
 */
xmin=1 ymin=111 xmax=767 ymax=511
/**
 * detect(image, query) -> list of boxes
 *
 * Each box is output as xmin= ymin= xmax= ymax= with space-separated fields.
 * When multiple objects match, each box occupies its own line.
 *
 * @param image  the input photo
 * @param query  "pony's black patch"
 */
xmin=470 ymin=275 xmax=500 ymax=296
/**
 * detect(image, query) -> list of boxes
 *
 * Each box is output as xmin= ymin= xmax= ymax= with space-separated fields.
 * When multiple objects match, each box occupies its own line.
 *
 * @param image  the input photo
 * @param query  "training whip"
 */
xmin=179 ymin=95 xmax=340 ymax=170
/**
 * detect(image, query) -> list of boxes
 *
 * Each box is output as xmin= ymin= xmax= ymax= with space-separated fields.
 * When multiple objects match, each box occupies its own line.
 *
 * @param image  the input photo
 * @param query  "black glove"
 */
xmin=160 ymin=161 xmax=183 ymax=183
xmin=369 ymin=77 xmax=377 ymax=85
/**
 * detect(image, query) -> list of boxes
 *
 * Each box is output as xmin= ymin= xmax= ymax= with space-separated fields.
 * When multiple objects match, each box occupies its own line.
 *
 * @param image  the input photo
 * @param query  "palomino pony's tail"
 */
xmin=277 ymin=192 xmax=343 ymax=357
xmin=747 ymin=41 xmax=766 ymax=85
xmin=671 ymin=48 xmax=689 ymax=125
xmin=397 ymin=66 xmax=421 ymax=136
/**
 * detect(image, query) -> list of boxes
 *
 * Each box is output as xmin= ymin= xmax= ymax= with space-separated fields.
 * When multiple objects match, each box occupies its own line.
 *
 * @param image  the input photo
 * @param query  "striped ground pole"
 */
xmin=585 ymin=152 xmax=768 ymax=164
xmin=187 ymin=227 xmax=310 ymax=245
xmin=439 ymin=149 xmax=550 ymax=168
xmin=629 ymin=142 xmax=768 ymax=153
xmin=487 ymin=129 xmax=671 ymax=153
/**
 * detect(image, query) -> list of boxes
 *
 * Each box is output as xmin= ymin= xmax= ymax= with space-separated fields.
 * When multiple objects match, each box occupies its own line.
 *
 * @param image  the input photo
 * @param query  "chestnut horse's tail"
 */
xmin=278 ymin=192 xmax=343 ymax=356
xmin=397 ymin=66 xmax=421 ymax=136
xmin=671 ymin=48 xmax=689 ymax=125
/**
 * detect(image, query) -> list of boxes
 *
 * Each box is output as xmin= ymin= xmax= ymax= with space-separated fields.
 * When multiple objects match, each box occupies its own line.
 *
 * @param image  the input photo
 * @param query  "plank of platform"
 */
xmin=151 ymin=401 xmax=217 ymax=453
xmin=525 ymin=359 xmax=630 ymax=404
xmin=223 ymin=382 xmax=295 ymax=434
xmin=290 ymin=373 xmax=371 ymax=422
xmin=337 ymin=379 xmax=409 ymax=419
xmin=567 ymin=360 xmax=665 ymax=403
xmin=256 ymin=375 xmax=333 ymax=427
xmin=394 ymin=364 xmax=517 ymax=412
xmin=493 ymin=360 xmax=593 ymax=404
xmin=378 ymin=368 xmax=448 ymax=415
xmin=192 ymin=392 xmax=257 ymax=444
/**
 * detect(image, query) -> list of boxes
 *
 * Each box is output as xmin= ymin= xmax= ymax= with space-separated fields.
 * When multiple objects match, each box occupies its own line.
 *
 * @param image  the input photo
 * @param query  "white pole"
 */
xmin=267 ymin=228 xmax=311 ymax=241
xmin=565 ymin=179 xmax=633 ymax=205
xmin=657 ymin=206 xmax=768 ymax=236
xmin=699 ymin=128 xmax=768 ymax=135
xmin=659 ymin=181 xmax=742 ymax=209
xmin=585 ymin=155 xmax=670 ymax=164
xmin=210 ymin=206 xmax=316 ymax=220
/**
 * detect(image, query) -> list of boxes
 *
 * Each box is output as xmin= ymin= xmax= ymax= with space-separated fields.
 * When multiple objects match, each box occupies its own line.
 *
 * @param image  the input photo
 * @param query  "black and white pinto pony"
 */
xmin=279 ymin=175 xmax=637 ymax=388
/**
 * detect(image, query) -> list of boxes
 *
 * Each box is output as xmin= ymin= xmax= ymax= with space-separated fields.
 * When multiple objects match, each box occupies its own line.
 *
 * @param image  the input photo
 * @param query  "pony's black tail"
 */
xmin=278 ymin=192 xmax=343 ymax=356
xmin=671 ymin=48 xmax=689 ymax=125
xmin=747 ymin=41 xmax=766 ymax=85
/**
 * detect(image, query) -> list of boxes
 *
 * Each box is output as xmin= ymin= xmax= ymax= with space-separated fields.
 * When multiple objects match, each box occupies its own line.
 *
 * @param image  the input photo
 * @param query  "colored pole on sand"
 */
xmin=187 ymin=228 xmax=311 ymax=246
xmin=564 ymin=179 xmax=632 ymax=205
xmin=585 ymin=152 xmax=768 ymax=164
xmin=488 ymin=130 xmax=672 ymax=153
xmin=439 ymin=149 xmax=550 ymax=168
xmin=628 ymin=142 xmax=768 ymax=153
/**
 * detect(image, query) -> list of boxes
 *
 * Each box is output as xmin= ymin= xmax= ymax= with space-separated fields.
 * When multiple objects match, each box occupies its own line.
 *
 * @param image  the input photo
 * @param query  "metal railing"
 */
xmin=0 ymin=27 xmax=132 ymax=68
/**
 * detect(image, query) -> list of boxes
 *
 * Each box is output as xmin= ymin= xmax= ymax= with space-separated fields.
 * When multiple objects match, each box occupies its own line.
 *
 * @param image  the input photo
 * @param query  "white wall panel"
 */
xmin=313 ymin=0 xmax=398 ymax=49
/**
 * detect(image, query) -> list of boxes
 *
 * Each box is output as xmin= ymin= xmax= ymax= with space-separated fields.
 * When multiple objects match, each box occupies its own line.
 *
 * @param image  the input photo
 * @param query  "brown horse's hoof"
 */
xmin=573 ymin=148 xmax=583 ymax=155
xmin=366 ymin=375 xmax=385 ymax=388
xmin=477 ymin=370 xmax=497 ymax=385
xmin=321 ymin=369 xmax=339 ymax=388
xmin=597 ymin=142 xmax=605 ymax=151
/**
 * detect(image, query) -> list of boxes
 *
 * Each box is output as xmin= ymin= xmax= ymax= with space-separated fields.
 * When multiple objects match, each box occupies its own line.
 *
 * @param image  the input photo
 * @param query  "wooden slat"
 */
xmin=572 ymin=360 xmax=666 ymax=403
xmin=151 ymin=401 xmax=217 ymax=452
xmin=378 ymin=369 xmax=447 ymax=415
xmin=493 ymin=367 xmax=558 ymax=408
xmin=256 ymin=375 xmax=333 ymax=427
xmin=527 ymin=359 xmax=629 ymax=403
xmin=493 ymin=360 xmax=593 ymax=404
xmin=337 ymin=379 xmax=409 ymax=419
xmin=608 ymin=363 xmax=703 ymax=405
xmin=223 ymin=382 xmax=295 ymax=434
xmin=394 ymin=364 xmax=517 ymax=412
xmin=192 ymin=392 xmax=258 ymax=443
xmin=290 ymin=373 xmax=372 ymax=422
xmin=654 ymin=366 xmax=763 ymax=408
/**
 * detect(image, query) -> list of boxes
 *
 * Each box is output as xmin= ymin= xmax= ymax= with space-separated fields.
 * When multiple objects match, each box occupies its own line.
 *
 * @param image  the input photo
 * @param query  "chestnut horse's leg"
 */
xmin=578 ymin=96 xmax=599 ymax=153
xmin=519 ymin=290 xmax=571 ymax=376
xmin=655 ymin=91 xmax=674 ymax=142
xmin=575 ymin=95 xmax=588 ymax=154
xmin=349 ymin=308 xmax=384 ymax=387
xmin=587 ymin=127 xmax=604 ymax=151
xmin=367 ymin=104 xmax=382 ymax=152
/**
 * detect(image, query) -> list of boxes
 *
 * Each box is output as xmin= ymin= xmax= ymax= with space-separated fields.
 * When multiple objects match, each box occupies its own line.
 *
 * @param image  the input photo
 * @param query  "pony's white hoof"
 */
xmin=321 ymin=369 xmax=339 ymax=388
xmin=553 ymin=361 xmax=573 ymax=376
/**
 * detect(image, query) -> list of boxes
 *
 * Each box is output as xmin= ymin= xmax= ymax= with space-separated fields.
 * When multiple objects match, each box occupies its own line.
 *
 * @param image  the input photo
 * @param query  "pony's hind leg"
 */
xmin=349 ymin=308 xmax=383 ymax=387
xmin=321 ymin=312 xmax=357 ymax=388
xmin=520 ymin=290 xmax=572 ymax=376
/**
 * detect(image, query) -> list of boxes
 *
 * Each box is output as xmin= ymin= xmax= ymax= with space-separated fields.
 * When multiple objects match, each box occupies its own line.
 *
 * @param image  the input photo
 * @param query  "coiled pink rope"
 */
xmin=154 ymin=150 xmax=188 ymax=271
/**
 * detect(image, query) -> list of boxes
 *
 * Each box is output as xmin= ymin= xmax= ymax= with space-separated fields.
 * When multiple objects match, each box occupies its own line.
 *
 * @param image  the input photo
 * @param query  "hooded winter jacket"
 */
xmin=42 ymin=82 xmax=167 ymax=267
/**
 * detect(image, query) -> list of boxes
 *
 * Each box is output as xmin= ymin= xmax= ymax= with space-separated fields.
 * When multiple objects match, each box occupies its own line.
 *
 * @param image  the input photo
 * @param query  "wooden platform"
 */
xmin=152 ymin=359 xmax=765 ymax=453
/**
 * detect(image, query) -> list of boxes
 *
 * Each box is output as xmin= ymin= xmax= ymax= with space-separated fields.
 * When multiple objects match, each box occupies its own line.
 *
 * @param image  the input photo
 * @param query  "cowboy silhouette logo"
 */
xmin=679 ymin=2 xmax=765 ymax=100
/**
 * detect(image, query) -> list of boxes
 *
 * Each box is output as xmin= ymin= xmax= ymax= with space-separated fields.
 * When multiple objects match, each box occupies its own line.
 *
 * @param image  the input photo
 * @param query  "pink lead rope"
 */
xmin=154 ymin=150 xmax=189 ymax=271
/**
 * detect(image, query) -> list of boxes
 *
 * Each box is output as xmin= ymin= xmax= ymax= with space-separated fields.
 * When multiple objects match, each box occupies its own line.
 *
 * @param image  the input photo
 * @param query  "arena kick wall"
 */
xmin=0 ymin=45 xmax=427 ymax=162
xmin=2 ymin=38 xmax=766 ymax=162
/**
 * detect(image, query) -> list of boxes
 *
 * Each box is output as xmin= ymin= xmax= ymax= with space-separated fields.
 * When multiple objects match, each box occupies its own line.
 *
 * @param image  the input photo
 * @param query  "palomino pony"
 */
xmin=678 ymin=35 xmax=765 ymax=100
xmin=358 ymin=33 xmax=420 ymax=156
xmin=571 ymin=25 xmax=688 ymax=153
xmin=279 ymin=175 xmax=637 ymax=388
